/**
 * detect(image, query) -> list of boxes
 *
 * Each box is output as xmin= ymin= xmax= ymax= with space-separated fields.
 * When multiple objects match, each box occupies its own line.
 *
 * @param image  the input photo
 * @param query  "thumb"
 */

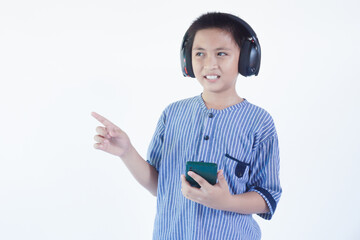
xmin=108 ymin=127 xmax=121 ymax=138
xmin=217 ymin=170 xmax=228 ymax=188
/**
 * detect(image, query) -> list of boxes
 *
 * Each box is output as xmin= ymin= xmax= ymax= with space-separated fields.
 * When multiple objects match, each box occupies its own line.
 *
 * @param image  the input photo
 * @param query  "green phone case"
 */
xmin=185 ymin=161 xmax=218 ymax=188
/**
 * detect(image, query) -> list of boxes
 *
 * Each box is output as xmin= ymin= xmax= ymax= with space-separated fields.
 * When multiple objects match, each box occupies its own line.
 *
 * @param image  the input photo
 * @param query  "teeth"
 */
xmin=205 ymin=75 xmax=219 ymax=80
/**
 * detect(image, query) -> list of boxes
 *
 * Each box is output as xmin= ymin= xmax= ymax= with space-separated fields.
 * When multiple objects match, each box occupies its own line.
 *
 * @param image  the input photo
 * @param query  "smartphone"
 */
xmin=185 ymin=161 xmax=218 ymax=188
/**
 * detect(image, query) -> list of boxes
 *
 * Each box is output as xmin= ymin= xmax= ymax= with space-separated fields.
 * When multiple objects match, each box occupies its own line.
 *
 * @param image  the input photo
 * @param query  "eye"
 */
xmin=217 ymin=52 xmax=227 ymax=56
xmin=195 ymin=52 xmax=204 ymax=57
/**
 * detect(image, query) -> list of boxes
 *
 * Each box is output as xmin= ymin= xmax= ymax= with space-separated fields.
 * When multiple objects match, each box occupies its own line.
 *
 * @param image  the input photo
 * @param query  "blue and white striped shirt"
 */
xmin=147 ymin=94 xmax=282 ymax=240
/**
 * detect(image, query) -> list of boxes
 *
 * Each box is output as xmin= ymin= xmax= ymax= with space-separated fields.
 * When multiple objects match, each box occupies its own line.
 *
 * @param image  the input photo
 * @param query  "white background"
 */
xmin=1 ymin=0 xmax=359 ymax=239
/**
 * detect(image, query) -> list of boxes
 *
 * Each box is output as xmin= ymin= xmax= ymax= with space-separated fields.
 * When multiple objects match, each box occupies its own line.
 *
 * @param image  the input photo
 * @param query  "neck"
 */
xmin=201 ymin=91 xmax=243 ymax=110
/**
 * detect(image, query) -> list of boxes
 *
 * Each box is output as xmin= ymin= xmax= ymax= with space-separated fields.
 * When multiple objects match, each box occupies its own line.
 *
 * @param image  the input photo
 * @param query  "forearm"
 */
xmin=120 ymin=145 xmax=158 ymax=196
xmin=221 ymin=191 xmax=269 ymax=214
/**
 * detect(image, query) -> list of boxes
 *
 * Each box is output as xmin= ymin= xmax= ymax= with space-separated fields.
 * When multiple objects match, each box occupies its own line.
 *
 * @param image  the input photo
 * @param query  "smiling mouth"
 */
xmin=204 ymin=75 xmax=220 ymax=80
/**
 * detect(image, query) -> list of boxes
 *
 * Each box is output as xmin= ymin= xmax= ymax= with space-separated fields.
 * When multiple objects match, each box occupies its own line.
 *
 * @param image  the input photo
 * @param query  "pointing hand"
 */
xmin=91 ymin=112 xmax=131 ymax=158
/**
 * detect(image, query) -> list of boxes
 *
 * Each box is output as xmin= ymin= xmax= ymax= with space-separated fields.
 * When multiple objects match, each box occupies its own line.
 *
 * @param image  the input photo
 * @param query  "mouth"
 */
xmin=204 ymin=75 xmax=220 ymax=81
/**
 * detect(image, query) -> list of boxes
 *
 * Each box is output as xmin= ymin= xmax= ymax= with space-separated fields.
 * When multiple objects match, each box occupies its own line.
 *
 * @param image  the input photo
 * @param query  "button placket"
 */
xmin=198 ymin=110 xmax=216 ymax=161
xmin=203 ymin=111 xmax=214 ymax=141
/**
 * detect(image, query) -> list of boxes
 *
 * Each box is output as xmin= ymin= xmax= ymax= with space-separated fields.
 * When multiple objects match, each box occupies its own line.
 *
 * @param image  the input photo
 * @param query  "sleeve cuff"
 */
xmin=250 ymin=186 xmax=277 ymax=220
xmin=146 ymin=160 xmax=159 ymax=172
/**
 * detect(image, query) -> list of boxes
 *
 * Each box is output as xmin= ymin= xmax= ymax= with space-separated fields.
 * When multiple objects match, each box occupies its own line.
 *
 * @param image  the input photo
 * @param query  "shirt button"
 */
xmin=208 ymin=113 xmax=214 ymax=118
xmin=204 ymin=135 xmax=210 ymax=140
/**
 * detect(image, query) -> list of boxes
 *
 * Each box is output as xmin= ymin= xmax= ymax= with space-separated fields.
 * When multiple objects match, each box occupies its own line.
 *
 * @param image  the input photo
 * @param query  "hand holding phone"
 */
xmin=185 ymin=161 xmax=218 ymax=188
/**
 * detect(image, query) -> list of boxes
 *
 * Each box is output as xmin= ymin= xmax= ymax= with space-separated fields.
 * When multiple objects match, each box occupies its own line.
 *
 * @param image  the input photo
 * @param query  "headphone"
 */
xmin=180 ymin=14 xmax=261 ymax=78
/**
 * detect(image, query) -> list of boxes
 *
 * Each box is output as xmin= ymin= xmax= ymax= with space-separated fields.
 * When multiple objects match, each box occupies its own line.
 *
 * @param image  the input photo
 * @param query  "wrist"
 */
xmin=222 ymin=194 xmax=235 ymax=212
xmin=211 ymin=193 xmax=233 ymax=212
xmin=119 ymin=144 xmax=135 ymax=161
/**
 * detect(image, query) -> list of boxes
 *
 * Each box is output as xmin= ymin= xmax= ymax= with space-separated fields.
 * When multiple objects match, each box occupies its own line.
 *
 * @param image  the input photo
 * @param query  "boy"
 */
xmin=92 ymin=12 xmax=281 ymax=239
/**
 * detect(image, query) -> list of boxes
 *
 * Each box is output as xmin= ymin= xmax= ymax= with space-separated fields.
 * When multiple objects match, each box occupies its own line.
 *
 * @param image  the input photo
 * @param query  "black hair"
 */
xmin=185 ymin=12 xmax=248 ymax=51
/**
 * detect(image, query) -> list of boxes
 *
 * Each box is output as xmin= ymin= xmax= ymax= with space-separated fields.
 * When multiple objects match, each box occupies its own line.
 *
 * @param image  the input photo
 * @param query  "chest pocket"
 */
xmin=225 ymin=154 xmax=250 ymax=178
xmin=224 ymin=153 xmax=250 ymax=178
xmin=222 ymin=152 xmax=251 ymax=195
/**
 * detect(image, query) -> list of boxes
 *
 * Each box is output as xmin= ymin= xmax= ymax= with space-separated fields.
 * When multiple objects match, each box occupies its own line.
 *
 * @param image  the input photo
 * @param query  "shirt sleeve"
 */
xmin=146 ymin=110 xmax=166 ymax=172
xmin=247 ymin=118 xmax=282 ymax=220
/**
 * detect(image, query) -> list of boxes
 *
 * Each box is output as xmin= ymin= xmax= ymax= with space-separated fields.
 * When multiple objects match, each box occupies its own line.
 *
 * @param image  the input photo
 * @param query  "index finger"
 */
xmin=91 ymin=112 xmax=116 ymax=127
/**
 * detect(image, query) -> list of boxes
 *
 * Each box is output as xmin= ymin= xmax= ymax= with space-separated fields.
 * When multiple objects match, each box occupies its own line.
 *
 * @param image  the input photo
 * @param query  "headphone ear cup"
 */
xmin=239 ymin=41 xmax=251 ymax=76
xmin=239 ymin=40 xmax=260 ymax=76
xmin=185 ymin=44 xmax=195 ymax=78
xmin=249 ymin=43 xmax=260 ymax=76
xmin=180 ymin=33 xmax=195 ymax=78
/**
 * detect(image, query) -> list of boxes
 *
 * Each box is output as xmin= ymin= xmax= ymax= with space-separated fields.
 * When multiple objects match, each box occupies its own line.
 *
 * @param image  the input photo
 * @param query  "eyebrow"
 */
xmin=192 ymin=47 xmax=232 ymax=51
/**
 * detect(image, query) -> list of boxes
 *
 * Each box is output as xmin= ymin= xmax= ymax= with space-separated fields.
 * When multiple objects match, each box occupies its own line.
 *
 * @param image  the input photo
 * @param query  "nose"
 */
xmin=204 ymin=54 xmax=218 ymax=70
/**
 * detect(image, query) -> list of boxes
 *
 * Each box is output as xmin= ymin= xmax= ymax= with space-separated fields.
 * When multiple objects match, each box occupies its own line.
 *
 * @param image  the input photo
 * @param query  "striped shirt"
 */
xmin=147 ymin=94 xmax=282 ymax=240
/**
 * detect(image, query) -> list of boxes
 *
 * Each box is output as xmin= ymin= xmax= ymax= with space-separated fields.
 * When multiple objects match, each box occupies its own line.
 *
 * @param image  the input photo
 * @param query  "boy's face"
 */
xmin=192 ymin=28 xmax=240 ymax=96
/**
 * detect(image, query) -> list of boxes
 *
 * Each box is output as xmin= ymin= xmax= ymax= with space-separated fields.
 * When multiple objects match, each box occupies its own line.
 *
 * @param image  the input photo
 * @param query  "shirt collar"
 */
xmin=196 ymin=93 xmax=249 ymax=114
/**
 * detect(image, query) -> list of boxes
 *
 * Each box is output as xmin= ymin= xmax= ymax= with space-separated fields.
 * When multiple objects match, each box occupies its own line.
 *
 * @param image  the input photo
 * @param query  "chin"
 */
xmin=203 ymin=87 xmax=226 ymax=94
